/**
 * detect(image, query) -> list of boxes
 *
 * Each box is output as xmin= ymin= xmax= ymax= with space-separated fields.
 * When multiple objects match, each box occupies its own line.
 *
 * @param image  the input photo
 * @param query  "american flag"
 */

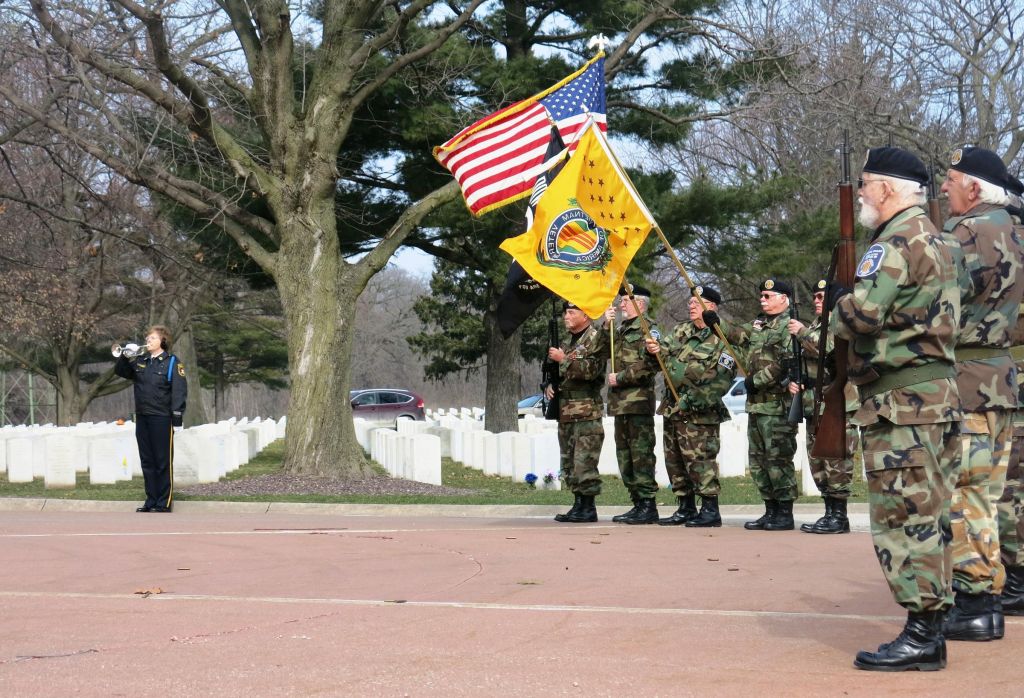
xmin=434 ymin=55 xmax=606 ymax=216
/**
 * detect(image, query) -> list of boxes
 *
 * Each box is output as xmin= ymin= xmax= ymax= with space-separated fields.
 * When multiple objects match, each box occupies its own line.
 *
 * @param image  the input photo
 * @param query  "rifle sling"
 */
xmin=955 ymin=346 xmax=1011 ymax=362
xmin=858 ymin=361 xmax=955 ymax=400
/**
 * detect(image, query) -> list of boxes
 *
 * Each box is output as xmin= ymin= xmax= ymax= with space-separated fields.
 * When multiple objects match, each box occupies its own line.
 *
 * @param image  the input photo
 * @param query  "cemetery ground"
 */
xmin=0 ymin=439 xmax=868 ymax=506
xmin=3 ymin=444 xmax=1018 ymax=695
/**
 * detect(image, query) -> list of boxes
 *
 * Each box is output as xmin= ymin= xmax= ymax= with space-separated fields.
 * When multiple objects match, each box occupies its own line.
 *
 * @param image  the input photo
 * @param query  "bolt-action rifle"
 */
xmin=812 ymin=132 xmax=856 ymax=459
xmin=927 ymin=157 xmax=944 ymax=229
xmin=787 ymin=283 xmax=805 ymax=425
xmin=541 ymin=300 xmax=560 ymax=420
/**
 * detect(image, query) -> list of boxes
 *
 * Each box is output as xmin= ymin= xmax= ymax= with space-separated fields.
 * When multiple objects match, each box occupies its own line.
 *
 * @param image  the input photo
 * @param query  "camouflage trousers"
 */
xmin=613 ymin=414 xmax=658 ymax=499
xmin=951 ymin=410 xmax=1013 ymax=594
xmin=999 ymin=418 xmax=1024 ymax=568
xmin=805 ymin=425 xmax=857 ymax=499
xmin=558 ymin=419 xmax=604 ymax=496
xmin=862 ymin=420 xmax=960 ymax=613
xmin=747 ymin=414 xmax=798 ymax=501
xmin=663 ymin=417 xmax=721 ymax=497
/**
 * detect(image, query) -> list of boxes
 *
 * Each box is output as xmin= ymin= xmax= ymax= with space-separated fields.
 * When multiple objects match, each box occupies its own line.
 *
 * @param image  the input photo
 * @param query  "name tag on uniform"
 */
xmin=857 ymin=243 xmax=886 ymax=278
xmin=719 ymin=353 xmax=736 ymax=370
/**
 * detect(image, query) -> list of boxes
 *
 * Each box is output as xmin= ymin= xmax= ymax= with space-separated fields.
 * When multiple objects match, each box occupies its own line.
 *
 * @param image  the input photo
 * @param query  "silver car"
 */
xmin=721 ymin=376 xmax=747 ymax=415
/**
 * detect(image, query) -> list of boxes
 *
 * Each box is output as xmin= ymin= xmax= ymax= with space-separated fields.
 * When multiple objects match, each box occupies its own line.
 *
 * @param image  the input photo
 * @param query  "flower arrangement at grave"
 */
xmin=524 ymin=472 xmax=538 ymax=489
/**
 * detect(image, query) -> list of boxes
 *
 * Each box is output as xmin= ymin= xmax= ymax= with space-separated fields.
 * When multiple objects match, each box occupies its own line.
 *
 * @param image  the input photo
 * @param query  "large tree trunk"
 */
xmin=483 ymin=312 xmax=523 ymax=433
xmin=54 ymin=362 xmax=84 ymax=426
xmin=173 ymin=325 xmax=209 ymax=427
xmin=275 ymin=209 xmax=370 ymax=477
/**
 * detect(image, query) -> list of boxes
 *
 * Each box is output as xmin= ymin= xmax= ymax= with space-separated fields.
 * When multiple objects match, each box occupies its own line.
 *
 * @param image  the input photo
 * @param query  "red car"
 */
xmin=350 ymin=389 xmax=426 ymax=425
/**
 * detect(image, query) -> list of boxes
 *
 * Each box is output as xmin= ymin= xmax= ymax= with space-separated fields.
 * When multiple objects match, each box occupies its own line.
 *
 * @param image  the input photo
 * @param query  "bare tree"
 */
xmin=1 ymin=0 xmax=489 ymax=475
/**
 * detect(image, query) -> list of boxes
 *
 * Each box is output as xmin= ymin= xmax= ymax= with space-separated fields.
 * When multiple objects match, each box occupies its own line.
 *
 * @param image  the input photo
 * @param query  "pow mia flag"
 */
xmin=495 ymin=261 xmax=553 ymax=339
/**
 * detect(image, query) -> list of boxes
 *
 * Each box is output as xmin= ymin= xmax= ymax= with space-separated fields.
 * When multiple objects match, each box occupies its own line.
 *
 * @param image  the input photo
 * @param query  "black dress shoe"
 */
xmin=152 ymin=506 xmax=173 ymax=513
xmin=136 ymin=506 xmax=153 ymax=513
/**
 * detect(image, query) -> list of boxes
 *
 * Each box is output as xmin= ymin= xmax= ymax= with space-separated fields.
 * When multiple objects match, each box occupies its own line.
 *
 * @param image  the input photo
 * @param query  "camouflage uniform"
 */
xmin=796 ymin=315 xmax=855 ymax=498
xmin=999 ymin=309 xmax=1024 ymax=568
xmin=606 ymin=315 xmax=659 ymax=500
xmin=725 ymin=309 xmax=798 ymax=502
xmin=658 ymin=321 xmax=737 ymax=497
xmin=832 ymin=205 xmax=962 ymax=613
xmin=556 ymin=322 xmax=609 ymax=496
xmin=944 ymin=203 xmax=1024 ymax=597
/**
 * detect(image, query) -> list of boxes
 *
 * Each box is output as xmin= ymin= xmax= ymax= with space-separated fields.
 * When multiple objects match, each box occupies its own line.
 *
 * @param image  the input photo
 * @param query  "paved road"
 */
xmin=0 ymin=502 xmax=1020 ymax=696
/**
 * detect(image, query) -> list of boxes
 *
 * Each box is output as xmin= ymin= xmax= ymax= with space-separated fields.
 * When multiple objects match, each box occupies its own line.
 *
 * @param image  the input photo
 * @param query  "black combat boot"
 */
xmin=686 ymin=496 xmax=721 ymax=528
xmin=554 ymin=493 xmax=583 ymax=522
xmin=801 ymin=497 xmax=831 ymax=533
xmin=613 ymin=498 xmax=640 ymax=523
xmin=1001 ymin=565 xmax=1024 ymax=616
xmin=944 ymin=592 xmax=1001 ymax=641
xmin=658 ymin=493 xmax=697 ymax=526
xmin=813 ymin=497 xmax=850 ymax=534
xmin=764 ymin=500 xmax=794 ymax=531
xmin=744 ymin=500 xmax=776 ymax=530
xmin=854 ymin=610 xmax=946 ymax=671
xmin=559 ymin=494 xmax=598 ymax=523
xmin=623 ymin=498 xmax=659 ymax=525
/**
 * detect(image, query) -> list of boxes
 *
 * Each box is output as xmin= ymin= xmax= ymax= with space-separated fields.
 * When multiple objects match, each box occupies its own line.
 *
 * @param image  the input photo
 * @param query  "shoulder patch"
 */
xmin=177 ymin=364 xmax=185 ymax=377
xmin=718 ymin=353 xmax=736 ymax=370
xmin=857 ymin=243 xmax=886 ymax=278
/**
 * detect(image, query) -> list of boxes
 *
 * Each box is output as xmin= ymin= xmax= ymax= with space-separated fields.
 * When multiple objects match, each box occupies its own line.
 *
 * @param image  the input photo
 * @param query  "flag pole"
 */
xmin=589 ymin=121 xmax=748 ymax=375
xmin=622 ymin=280 xmax=680 ymax=404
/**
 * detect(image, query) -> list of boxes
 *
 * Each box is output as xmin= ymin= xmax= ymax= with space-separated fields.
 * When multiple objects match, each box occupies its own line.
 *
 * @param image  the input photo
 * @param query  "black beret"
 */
xmin=862 ymin=147 xmax=929 ymax=185
xmin=1008 ymin=174 xmax=1024 ymax=198
xmin=950 ymin=146 xmax=1009 ymax=189
xmin=815 ymin=279 xmax=827 ymax=291
xmin=761 ymin=278 xmax=792 ymax=297
xmin=692 ymin=285 xmax=722 ymax=304
xmin=620 ymin=283 xmax=651 ymax=298
xmin=562 ymin=301 xmax=578 ymax=311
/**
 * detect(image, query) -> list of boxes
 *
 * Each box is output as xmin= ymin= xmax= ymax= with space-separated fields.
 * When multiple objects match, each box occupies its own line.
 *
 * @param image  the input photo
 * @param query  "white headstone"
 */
xmin=45 ymin=434 xmax=80 ymax=488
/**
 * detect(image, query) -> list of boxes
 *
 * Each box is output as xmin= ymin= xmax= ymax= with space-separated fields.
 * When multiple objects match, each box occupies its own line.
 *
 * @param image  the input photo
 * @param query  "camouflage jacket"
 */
xmin=658 ymin=322 xmax=736 ymax=424
xmin=945 ymin=203 xmax=1023 ymax=412
xmin=832 ymin=205 xmax=961 ymax=426
xmin=557 ymin=322 xmax=609 ymax=423
xmin=605 ymin=315 xmax=658 ymax=416
xmin=795 ymin=315 xmax=859 ymax=416
xmin=722 ymin=309 xmax=795 ymax=416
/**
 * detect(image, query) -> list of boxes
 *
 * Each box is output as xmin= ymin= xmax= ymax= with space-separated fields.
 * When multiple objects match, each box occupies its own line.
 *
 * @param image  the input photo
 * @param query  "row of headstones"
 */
xmin=411 ymin=409 xmax=819 ymax=494
xmin=354 ymin=419 xmax=442 ymax=485
xmin=0 ymin=417 xmax=286 ymax=488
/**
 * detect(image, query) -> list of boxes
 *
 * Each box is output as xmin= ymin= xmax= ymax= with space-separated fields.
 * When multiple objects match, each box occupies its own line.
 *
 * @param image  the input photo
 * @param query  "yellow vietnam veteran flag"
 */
xmin=499 ymin=123 xmax=656 ymax=318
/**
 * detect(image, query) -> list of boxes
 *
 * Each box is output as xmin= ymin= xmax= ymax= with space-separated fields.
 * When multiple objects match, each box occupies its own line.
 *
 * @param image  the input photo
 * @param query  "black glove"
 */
xmin=743 ymin=374 xmax=755 ymax=393
xmin=702 ymin=309 xmax=720 ymax=329
xmin=172 ymin=412 xmax=183 ymax=428
xmin=827 ymin=284 xmax=851 ymax=311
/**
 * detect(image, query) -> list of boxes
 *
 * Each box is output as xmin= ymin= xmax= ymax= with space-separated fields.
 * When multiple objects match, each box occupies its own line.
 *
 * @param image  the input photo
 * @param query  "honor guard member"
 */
xmin=647 ymin=285 xmax=736 ymax=527
xmin=788 ymin=279 xmax=857 ymax=534
xmin=604 ymin=285 xmax=661 ymax=524
xmin=940 ymin=147 xmax=1024 ymax=641
xmin=114 ymin=325 xmax=188 ymax=513
xmin=705 ymin=278 xmax=799 ymax=531
xmin=998 ymin=174 xmax=1024 ymax=617
xmin=546 ymin=302 xmax=609 ymax=523
xmin=831 ymin=147 xmax=961 ymax=671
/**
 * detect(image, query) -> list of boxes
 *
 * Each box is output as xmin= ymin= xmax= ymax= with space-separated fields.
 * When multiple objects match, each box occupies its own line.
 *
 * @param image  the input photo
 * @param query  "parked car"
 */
xmin=721 ymin=376 xmax=747 ymax=415
xmin=517 ymin=394 xmax=547 ymax=418
xmin=350 ymin=389 xmax=426 ymax=425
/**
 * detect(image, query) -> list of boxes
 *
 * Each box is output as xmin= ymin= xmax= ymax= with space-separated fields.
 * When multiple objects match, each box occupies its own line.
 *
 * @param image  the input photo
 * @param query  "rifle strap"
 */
xmin=859 ymin=361 xmax=955 ymax=400
xmin=955 ymin=346 xmax=1011 ymax=362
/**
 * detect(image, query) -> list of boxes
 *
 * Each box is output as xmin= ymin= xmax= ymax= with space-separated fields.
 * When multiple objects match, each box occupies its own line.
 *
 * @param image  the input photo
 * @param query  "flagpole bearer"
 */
xmin=622 ymin=281 xmax=679 ymax=404
xmin=649 ymin=226 xmax=748 ymax=376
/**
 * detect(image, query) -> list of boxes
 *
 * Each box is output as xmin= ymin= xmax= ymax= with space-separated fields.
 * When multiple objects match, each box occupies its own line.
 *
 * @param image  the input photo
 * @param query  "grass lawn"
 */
xmin=0 ymin=438 xmax=867 ymax=505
